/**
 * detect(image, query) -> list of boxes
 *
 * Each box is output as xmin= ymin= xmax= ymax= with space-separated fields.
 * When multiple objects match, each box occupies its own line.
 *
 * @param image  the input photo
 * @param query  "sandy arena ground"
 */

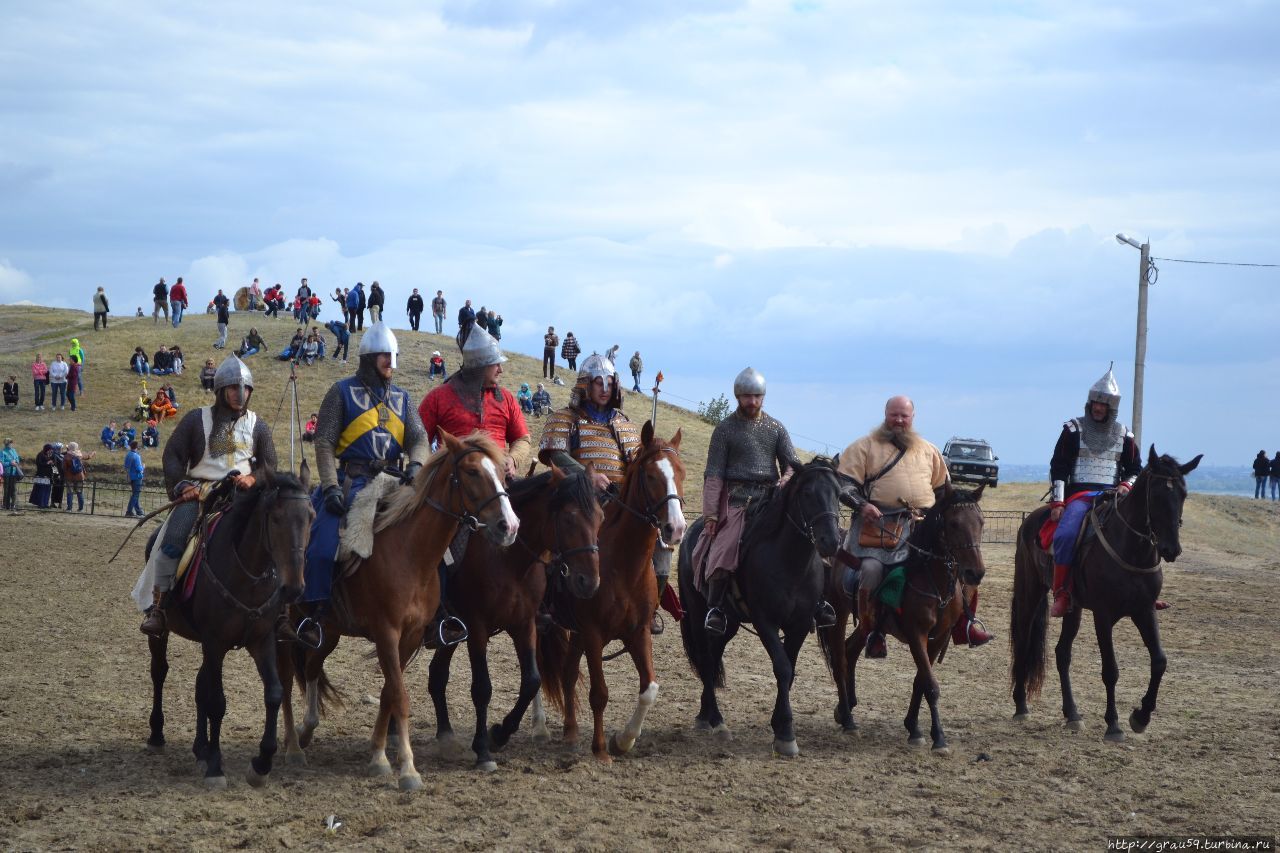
xmin=0 ymin=502 xmax=1276 ymax=851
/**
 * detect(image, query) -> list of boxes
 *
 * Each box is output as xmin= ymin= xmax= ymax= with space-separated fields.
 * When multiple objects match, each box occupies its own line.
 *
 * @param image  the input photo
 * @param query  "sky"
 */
xmin=1 ymin=0 xmax=1276 ymax=466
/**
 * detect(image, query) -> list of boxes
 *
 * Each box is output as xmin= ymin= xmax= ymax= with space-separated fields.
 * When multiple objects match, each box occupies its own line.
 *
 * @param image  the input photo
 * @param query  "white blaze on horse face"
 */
xmin=481 ymin=455 xmax=520 ymax=543
xmin=655 ymin=458 xmax=686 ymax=544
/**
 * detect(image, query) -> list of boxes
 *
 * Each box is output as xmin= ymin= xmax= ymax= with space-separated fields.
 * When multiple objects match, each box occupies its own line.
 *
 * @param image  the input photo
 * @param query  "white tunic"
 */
xmin=187 ymin=406 xmax=257 ymax=481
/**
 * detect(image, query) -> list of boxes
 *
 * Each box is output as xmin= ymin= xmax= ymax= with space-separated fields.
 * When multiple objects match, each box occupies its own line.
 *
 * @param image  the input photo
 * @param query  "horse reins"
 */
xmin=515 ymin=484 xmax=600 ymax=579
xmin=602 ymin=445 xmax=684 ymax=536
xmin=423 ymin=445 xmax=512 ymax=532
xmin=783 ymin=468 xmax=841 ymax=545
xmin=1090 ymin=468 xmax=1181 ymax=574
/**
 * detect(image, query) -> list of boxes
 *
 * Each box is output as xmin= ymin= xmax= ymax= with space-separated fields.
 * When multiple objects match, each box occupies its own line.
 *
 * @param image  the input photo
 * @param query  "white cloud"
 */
xmin=0 ymin=260 xmax=34 ymax=300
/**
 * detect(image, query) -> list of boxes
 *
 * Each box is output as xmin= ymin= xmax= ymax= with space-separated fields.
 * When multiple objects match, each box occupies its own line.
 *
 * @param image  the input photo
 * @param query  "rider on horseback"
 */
xmin=694 ymin=367 xmax=835 ymax=635
xmin=837 ymin=395 xmax=993 ymax=657
xmin=139 ymin=355 xmax=276 ymax=636
xmin=1048 ymin=364 xmax=1142 ymax=617
xmin=304 ymin=322 xmax=431 ymax=637
xmin=418 ymin=323 xmax=531 ymax=645
xmin=536 ymin=351 xmax=673 ymax=634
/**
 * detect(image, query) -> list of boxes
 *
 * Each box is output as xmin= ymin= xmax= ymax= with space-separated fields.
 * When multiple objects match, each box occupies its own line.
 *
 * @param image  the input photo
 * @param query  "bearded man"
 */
xmin=836 ymin=395 xmax=993 ymax=658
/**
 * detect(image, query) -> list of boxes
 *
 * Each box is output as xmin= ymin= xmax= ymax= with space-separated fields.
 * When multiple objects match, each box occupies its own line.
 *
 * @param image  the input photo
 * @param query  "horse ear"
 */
xmin=439 ymin=428 xmax=461 ymax=453
xmin=971 ymin=482 xmax=986 ymax=501
xmin=299 ymin=458 xmax=311 ymax=491
xmin=549 ymin=462 xmax=566 ymax=484
xmin=641 ymin=420 xmax=655 ymax=447
xmin=668 ymin=428 xmax=682 ymax=450
xmin=1179 ymin=454 xmax=1203 ymax=475
xmin=1148 ymin=444 xmax=1158 ymax=467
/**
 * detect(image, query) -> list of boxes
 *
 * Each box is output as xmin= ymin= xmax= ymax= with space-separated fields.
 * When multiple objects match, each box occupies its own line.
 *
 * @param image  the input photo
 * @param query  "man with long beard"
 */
xmin=837 ymin=396 xmax=992 ymax=658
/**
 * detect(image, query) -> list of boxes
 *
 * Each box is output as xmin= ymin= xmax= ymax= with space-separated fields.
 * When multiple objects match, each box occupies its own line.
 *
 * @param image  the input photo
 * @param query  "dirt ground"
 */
xmin=1 ymin=492 xmax=1277 ymax=851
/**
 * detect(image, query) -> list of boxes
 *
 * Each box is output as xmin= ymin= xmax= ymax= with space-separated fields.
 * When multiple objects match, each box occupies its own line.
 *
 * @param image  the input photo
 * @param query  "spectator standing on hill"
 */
xmin=346 ymin=283 xmax=366 ymax=331
xmin=307 ymin=293 xmax=322 ymax=321
xmin=406 ymin=288 xmax=424 ymax=331
xmin=605 ymin=343 xmax=620 ymax=367
xmin=200 ymin=359 xmax=217 ymax=392
xmin=475 ymin=306 xmax=490 ymax=334
xmin=169 ymin=278 xmax=188 ymax=327
xmin=63 ymin=442 xmax=93 ymax=512
xmin=248 ymin=278 xmax=263 ymax=311
xmin=152 ymin=278 xmax=169 ymax=323
xmin=68 ymin=338 xmax=86 ymax=392
xmin=136 ymin=307 xmax=144 ymax=317
xmin=124 ymin=441 xmax=145 ymax=517
xmin=67 ymin=356 xmax=81 ymax=411
xmin=49 ymin=443 xmax=66 ymax=508
xmin=296 ymin=278 xmax=312 ymax=302
xmin=31 ymin=354 xmax=49 ymax=411
xmin=487 ymin=311 xmax=502 ymax=341
xmin=1270 ymin=452 xmax=1280 ymax=501
xmin=457 ymin=299 xmax=475 ymax=335
xmin=1253 ymin=450 xmax=1270 ymax=499
xmin=213 ymin=290 xmax=230 ymax=349
xmin=629 ymin=351 xmax=643 ymax=393
xmin=3 ymin=375 xmax=17 ymax=408
xmin=324 ymin=319 xmax=350 ymax=363
xmin=332 ymin=288 xmax=348 ymax=326
xmin=47 ymin=354 xmax=69 ymax=410
xmin=543 ymin=326 xmax=559 ymax=380
xmin=1 ymin=438 xmax=21 ymax=511
xmin=560 ymin=332 xmax=579 ymax=372
xmin=432 ymin=290 xmax=447 ymax=334
xmin=92 ymin=286 xmax=110 ymax=330
xmin=368 ymin=281 xmax=385 ymax=324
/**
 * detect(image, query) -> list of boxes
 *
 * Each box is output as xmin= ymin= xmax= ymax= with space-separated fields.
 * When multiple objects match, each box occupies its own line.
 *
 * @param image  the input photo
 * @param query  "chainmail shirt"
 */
xmin=704 ymin=410 xmax=797 ymax=485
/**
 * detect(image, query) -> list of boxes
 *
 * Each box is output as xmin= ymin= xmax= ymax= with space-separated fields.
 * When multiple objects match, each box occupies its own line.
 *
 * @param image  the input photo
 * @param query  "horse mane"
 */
xmin=220 ymin=470 xmax=307 ymax=528
xmin=907 ymin=485 xmax=983 ymax=558
xmin=507 ymin=468 xmax=597 ymax=517
xmin=374 ymin=432 xmax=502 ymax=533
xmin=742 ymin=457 xmax=837 ymax=550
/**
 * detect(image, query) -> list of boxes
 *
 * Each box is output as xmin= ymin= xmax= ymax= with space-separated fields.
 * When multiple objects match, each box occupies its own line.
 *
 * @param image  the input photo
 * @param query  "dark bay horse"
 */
xmin=145 ymin=465 xmax=314 ymax=789
xmin=536 ymin=423 xmax=686 ymax=763
xmin=1011 ymin=447 xmax=1201 ymax=741
xmin=427 ymin=465 xmax=604 ymax=771
xmin=281 ymin=431 xmax=519 ymax=790
xmin=678 ymin=458 xmax=843 ymax=757
xmin=819 ymin=484 xmax=987 ymax=754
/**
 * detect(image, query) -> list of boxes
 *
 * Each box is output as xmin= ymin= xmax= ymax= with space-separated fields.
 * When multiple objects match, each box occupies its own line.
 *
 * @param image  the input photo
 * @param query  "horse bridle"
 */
xmin=783 ymin=468 xmax=841 ymax=545
xmin=1092 ymin=467 xmax=1183 ymax=574
xmin=604 ymin=445 xmax=684 ymax=534
xmin=902 ymin=498 xmax=983 ymax=609
xmin=423 ymin=445 xmax=512 ymax=532
xmin=516 ymin=483 xmax=601 ymax=579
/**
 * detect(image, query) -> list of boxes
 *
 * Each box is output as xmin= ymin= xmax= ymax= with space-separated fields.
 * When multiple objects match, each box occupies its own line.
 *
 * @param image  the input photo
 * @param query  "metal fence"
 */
xmin=681 ymin=507 xmax=1030 ymax=546
xmin=5 ymin=479 xmax=170 ymax=517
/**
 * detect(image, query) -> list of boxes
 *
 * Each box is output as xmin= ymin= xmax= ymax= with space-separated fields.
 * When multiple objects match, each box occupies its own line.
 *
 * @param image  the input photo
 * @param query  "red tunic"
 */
xmin=418 ymin=382 xmax=529 ymax=450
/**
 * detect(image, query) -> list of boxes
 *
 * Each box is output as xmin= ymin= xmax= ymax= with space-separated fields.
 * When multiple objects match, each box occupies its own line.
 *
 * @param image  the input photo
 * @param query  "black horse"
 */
xmin=145 ymin=465 xmax=314 ymax=788
xmin=678 ymin=458 xmax=843 ymax=757
xmin=1010 ymin=447 xmax=1202 ymax=741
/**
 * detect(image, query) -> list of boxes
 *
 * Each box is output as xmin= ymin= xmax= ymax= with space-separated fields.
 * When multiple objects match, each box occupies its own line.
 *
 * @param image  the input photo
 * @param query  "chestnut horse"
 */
xmin=1011 ymin=447 xmax=1201 ymax=741
xmin=536 ymin=423 xmax=686 ymax=762
xmin=427 ymin=465 xmax=604 ymax=771
xmin=819 ymin=484 xmax=987 ymax=754
xmin=144 ymin=466 xmax=314 ymax=789
xmin=280 ymin=431 xmax=518 ymax=790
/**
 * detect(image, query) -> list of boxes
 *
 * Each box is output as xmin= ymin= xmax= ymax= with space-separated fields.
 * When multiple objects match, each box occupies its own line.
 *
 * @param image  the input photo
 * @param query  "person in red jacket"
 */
xmin=168 ymin=277 xmax=189 ymax=328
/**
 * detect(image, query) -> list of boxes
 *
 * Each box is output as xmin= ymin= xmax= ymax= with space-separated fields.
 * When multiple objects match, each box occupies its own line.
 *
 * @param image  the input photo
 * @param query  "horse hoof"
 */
xmin=285 ymin=750 xmax=307 ymax=768
xmin=398 ymin=774 xmax=424 ymax=792
xmin=1012 ymin=712 xmax=1030 ymax=722
xmin=593 ymin=750 xmax=614 ymax=766
xmin=475 ymin=760 xmax=498 ymax=773
xmin=693 ymin=719 xmax=712 ymax=732
xmin=245 ymin=770 xmax=268 ymax=788
xmin=488 ymin=725 xmax=510 ymax=753
xmin=368 ymin=760 xmax=393 ymax=778
xmin=711 ymin=724 xmax=732 ymax=742
xmin=145 ymin=742 xmax=166 ymax=755
xmin=435 ymin=735 xmax=469 ymax=761
xmin=1104 ymin=729 xmax=1125 ymax=743
xmin=1065 ymin=719 xmax=1084 ymax=733
xmin=841 ymin=723 xmax=858 ymax=736
xmin=609 ymin=732 xmax=635 ymax=756
xmin=295 ymin=727 xmax=314 ymax=750
xmin=772 ymin=738 xmax=800 ymax=758
xmin=530 ymin=729 xmax=550 ymax=744
xmin=932 ymin=746 xmax=952 ymax=758
xmin=908 ymin=736 xmax=927 ymax=748
xmin=204 ymin=775 xmax=227 ymax=791
xmin=1128 ymin=711 xmax=1149 ymax=734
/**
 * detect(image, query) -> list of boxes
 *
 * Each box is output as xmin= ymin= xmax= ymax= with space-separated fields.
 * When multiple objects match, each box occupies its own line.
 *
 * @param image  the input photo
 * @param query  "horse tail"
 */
xmin=677 ymin=526 xmax=726 ymax=689
xmin=816 ymin=620 xmax=837 ymax=677
xmin=536 ymin=625 xmax=574 ymax=717
xmin=1010 ymin=514 xmax=1049 ymax=701
xmin=291 ymin=643 xmax=344 ymax=715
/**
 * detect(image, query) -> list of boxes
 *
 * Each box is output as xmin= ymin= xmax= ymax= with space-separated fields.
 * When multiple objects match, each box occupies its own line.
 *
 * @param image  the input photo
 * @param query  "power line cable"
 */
xmin=1152 ymin=256 xmax=1278 ymax=268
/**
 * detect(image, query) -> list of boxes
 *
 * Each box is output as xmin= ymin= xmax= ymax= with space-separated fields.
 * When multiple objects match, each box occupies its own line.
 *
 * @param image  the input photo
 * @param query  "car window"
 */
xmin=950 ymin=444 xmax=993 ymax=461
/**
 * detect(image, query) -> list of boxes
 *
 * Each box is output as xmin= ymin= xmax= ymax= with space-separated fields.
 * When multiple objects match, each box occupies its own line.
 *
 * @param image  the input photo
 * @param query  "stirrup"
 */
xmin=293 ymin=616 xmax=324 ymax=650
xmin=814 ymin=599 xmax=837 ymax=630
xmin=865 ymin=631 xmax=887 ymax=659
xmin=436 ymin=615 xmax=469 ymax=647
xmin=140 ymin=606 xmax=167 ymax=638
xmin=650 ymin=611 xmax=665 ymax=636
xmin=704 ymin=607 xmax=728 ymax=636
xmin=954 ymin=615 xmax=994 ymax=648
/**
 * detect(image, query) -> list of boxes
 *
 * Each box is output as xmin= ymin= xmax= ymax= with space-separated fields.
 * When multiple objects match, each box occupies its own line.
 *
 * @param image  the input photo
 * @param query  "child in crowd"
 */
xmin=142 ymin=420 xmax=160 ymax=448
xmin=2 ymin=375 xmax=17 ymax=408
xmin=200 ymin=359 xmax=216 ymax=392
xmin=101 ymin=420 xmax=118 ymax=450
xmin=428 ymin=351 xmax=447 ymax=382
xmin=170 ymin=345 xmax=184 ymax=375
xmin=302 ymin=413 xmax=318 ymax=443
xmin=517 ymin=382 xmax=533 ymax=414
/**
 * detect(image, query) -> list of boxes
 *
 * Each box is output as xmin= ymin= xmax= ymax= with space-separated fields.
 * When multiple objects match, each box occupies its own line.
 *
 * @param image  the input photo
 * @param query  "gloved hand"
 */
xmin=1117 ymin=481 xmax=1132 ymax=497
xmin=323 ymin=484 xmax=346 ymax=516
xmin=1049 ymin=500 xmax=1065 ymax=521
xmin=401 ymin=462 xmax=422 ymax=486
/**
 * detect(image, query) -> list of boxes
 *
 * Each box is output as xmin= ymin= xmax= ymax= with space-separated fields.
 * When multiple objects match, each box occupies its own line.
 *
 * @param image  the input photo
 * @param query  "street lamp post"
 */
xmin=1115 ymin=233 xmax=1152 ymax=449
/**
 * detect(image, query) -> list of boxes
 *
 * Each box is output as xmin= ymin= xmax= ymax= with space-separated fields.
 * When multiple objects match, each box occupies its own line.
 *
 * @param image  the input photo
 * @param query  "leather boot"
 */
xmin=140 ymin=587 xmax=168 ymax=637
xmin=704 ymin=575 xmax=729 ymax=636
xmin=1050 ymin=564 xmax=1072 ymax=618
xmin=951 ymin=588 xmax=994 ymax=647
xmin=651 ymin=576 xmax=668 ymax=636
xmin=858 ymin=587 xmax=886 ymax=658
xmin=814 ymin=600 xmax=837 ymax=629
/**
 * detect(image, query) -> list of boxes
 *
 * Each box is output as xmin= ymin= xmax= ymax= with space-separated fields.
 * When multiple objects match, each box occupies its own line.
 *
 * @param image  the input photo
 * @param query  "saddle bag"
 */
xmin=858 ymin=516 xmax=907 ymax=550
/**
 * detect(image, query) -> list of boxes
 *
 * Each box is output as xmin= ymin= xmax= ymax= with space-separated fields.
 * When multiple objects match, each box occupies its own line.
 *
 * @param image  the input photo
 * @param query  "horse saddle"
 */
xmin=174 ymin=510 xmax=226 ymax=604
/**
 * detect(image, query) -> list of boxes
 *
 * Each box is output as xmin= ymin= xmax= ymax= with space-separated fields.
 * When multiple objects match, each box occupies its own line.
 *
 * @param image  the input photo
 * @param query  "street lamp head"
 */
xmin=1115 ymin=233 xmax=1143 ymax=249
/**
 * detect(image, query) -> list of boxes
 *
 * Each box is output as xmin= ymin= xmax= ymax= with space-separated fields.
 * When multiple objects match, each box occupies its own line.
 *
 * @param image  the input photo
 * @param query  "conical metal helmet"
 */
xmin=460 ymin=323 xmax=506 ymax=370
xmin=1087 ymin=362 xmax=1121 ymax=410
xmin=213 ymin=355 xmax=254 ymax=401
xmin=571 ymin=352 xmax=620 ymax=410
xmin=733 ymin=366 xmax=766 ymax=396
xmin=578 ymin=352 xmax=616 ymax=384
xmin=357 ymin=322 xmax=400 ymax=368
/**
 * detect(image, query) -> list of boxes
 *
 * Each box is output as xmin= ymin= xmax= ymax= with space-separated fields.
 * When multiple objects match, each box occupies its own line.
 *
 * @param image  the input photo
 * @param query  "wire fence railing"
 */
xmin=4 ymin=479 xmax=171 ymax=517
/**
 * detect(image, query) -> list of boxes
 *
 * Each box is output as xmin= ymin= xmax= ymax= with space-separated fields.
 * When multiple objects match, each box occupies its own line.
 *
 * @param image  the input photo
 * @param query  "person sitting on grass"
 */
xmin=130 ymin=347 xmax=151 ymax=376
xmin=517 ymin=381 xmax=533 ymax=414
xmin=302 ymin=412 xmax=318 ymax=442
xmin=115 ymin=421 xmax=137 ymax=450
xmin=200 ymin=358 xmax=217 ymax=392
xmin=237 ymin=327 xmax=266 ymax=358
xmin=142 ymin=420 xmax=160 ymax=448
xmin=151 ymin=345 xmax=176 ymax=376
xmin=428 ymin=350 xmax=447 ymax=382
xmin=3 ymin=375 xmax=17 ymax=408
xmin=149 ymin=388 xmax=178 ymax=421
xmin=278 ymin=328 xmax=306 ymax=361
xmin=301 ymin=331 xmax=321 ymax=365
xmin=531 ymin=382 xmax=551 ymax=417
xmin=101 ymin=420 xmax=118 ymax=450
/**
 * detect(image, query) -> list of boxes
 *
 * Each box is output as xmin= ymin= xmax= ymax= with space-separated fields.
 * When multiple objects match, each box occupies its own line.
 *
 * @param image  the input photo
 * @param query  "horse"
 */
xmin=819 ymin=483 xmax=987 ymax=754
xmin=536 ymin=423 xmax=686 ymax=763
xmin=280 ymin=430 xmax=519 ymax=790
xmin=144 ymin=464 xmax=314 ymax=789
xmin=426 ymin=465 xmax=604 ymax=772
xmin=1011 ymin=446 xmax=1202 ymax=741
xmin=678 ymin=457 xmax=843 ymax=757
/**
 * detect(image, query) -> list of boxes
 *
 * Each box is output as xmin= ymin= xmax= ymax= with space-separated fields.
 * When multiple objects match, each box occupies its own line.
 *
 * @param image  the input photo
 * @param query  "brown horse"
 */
xmin=280 ymin=431 xmax=519 ymax=790
xmin=427 ymin=465 xmax=604 ymax=771
xmin=819 ymin=484 xmax=987 ymax=754
xmin=536 ymin=423 xmax=686 ymax=762
xmin=1010 ymin=447 xmax=1201 ymax=740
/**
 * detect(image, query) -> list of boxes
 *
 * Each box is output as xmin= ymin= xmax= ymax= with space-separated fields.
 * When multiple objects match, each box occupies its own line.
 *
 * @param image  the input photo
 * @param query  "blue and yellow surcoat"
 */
xmin=334 ymin=375 xmax=410 ymax=464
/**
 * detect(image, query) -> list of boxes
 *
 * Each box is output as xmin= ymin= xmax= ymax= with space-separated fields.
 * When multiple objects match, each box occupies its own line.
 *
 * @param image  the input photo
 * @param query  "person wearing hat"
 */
xmin=428 ymin=350 xmax=446 ymax=382
xmin=62 ymin=441 xmax=94 ymax=511
xmin=1046 ymin=364 xmax=1143 ymax=617
xmin=136 ymin=355 xmax=277 ymax=636
xmin=303 ymin=322 xmax=430 ymax=629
